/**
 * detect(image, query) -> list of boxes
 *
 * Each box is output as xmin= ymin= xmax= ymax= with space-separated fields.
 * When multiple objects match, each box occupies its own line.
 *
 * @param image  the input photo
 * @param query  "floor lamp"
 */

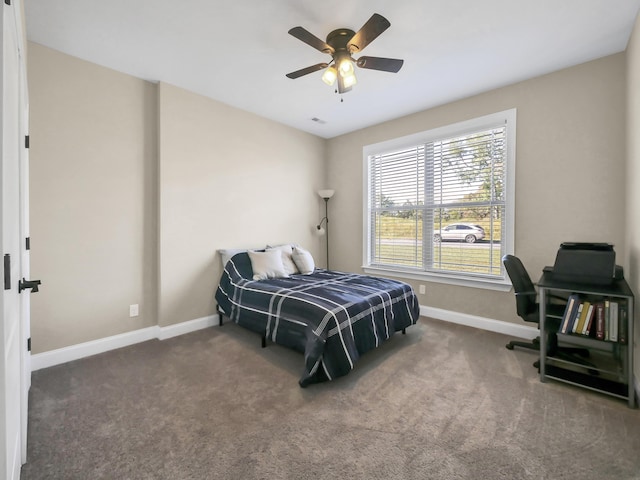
xmin=316 ymin=189 xmax=334 ymax=270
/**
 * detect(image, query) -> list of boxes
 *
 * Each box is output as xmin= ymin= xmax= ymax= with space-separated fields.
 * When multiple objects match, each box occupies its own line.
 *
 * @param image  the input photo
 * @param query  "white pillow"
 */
xmin=292 ymin=246 xmax=315 ymax=274
xmin=248 ymin=250 xmax=288 ymax=280
xmin=266 ymin=244 xmax=299 ymax=275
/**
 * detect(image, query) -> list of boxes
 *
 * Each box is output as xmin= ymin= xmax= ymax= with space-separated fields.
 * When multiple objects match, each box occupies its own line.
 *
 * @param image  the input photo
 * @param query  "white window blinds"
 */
xmin=366 ymin=116 xmax=511 ymax=280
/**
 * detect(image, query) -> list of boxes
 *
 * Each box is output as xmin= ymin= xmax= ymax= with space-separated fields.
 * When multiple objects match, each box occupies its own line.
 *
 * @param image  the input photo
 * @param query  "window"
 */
xmin=363 ymin=110 xmax=515 ymax=290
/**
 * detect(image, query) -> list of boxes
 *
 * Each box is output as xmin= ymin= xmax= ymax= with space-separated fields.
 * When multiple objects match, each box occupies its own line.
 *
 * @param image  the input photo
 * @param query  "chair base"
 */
xmin=506 ymin=337 xmax=539 ymax=351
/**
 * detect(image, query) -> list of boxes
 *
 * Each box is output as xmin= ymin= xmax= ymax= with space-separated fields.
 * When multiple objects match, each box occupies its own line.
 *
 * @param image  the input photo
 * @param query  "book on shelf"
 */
xmin=609 ymin=301 xmax=619 ymax=342
xmin=581 ymin=303 xmax=595 ymax=336
xmin=604 ymin=300 xmax=610 ymax=341
xmin=556 ymin=295 xmax=631 ymax=342
xmin=595 ymin=302 xmax=605 ymax=340
xmin=619 ymin=302 xmax=628 ymax=344
xmin=574 ymin=300 xmax=591 ymax=334
xmin=560 ymin=294 xmax=580 ymax=334
xmin=571 ymin=302 xmax=584 ymax=333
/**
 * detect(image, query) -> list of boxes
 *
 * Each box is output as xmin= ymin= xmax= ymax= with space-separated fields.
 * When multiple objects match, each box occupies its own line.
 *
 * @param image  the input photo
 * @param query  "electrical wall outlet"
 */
xmin=129 ymin=304 xmax=139 ymax=317
xmin=419 ymin=284 xmax=426 ymax=295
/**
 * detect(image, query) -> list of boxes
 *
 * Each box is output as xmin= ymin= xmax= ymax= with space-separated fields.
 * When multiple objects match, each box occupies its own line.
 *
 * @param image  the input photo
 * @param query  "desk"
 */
xmin=538 ymin=271 xmax=635 ymax=407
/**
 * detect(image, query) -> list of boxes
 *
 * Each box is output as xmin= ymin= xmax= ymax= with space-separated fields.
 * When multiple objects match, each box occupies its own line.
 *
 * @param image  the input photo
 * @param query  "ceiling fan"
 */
xmin=286 ymin=13 xmax=404 ymax=94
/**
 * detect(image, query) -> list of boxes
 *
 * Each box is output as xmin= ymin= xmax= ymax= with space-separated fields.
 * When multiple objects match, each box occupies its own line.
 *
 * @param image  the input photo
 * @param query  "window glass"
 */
xmin=363 ymin=110 xmax=515 ymax=288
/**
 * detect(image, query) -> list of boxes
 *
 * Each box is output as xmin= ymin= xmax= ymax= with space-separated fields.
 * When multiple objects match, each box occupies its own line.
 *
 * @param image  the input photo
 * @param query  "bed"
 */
xmin=215 ymin=247 xmax=420 ymax=387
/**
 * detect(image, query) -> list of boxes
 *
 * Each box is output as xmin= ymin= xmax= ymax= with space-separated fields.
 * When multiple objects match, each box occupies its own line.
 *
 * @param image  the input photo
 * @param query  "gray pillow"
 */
xmin=218 ymin=248 xmax=248 ymax=270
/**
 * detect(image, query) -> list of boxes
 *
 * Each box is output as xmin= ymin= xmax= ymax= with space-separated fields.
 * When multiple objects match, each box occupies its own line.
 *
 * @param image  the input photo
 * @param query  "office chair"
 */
xmin=502 ymin=254 xmax=590 ymax=364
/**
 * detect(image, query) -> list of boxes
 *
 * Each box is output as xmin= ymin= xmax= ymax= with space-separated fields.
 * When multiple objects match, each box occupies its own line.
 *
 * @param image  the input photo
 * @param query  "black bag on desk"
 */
xmin=550 ymin=242 xmax=617 ymax=285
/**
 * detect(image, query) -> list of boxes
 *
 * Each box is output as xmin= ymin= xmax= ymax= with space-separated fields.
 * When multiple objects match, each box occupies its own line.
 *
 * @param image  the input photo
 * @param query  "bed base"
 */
xmin=217 ymin=304 xmax=267 ymax=348
xmin=217 ymin=305 xmax=405 ymax=347
xmin=217 ymin=304 xmax=403 ymax=348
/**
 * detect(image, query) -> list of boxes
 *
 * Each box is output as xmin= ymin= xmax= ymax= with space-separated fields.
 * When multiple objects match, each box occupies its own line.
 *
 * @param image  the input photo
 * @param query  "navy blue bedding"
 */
xmin=215 ymin=252 xmax=420 ymax=387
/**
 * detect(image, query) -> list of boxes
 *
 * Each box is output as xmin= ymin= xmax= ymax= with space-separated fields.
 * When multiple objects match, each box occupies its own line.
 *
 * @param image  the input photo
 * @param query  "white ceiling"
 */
xmin=24 ymin=0 xmax=640 ymax=139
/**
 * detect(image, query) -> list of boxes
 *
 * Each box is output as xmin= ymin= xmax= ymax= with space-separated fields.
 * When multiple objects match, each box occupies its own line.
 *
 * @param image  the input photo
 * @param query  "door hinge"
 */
xmin=25 ymin=135 xmax=29 ymax=149
xmin=3 ymin=254 xmax=10 ymax=290
xmin=27 ymin=338 xmax=31 ymax=352
xmin=26 ymin=237 xmax=30 ymax=250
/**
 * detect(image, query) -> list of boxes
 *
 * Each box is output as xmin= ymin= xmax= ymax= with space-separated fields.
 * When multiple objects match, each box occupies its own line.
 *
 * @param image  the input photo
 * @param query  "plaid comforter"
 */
xmin=215 ymin=252 xmax=420 ymax=387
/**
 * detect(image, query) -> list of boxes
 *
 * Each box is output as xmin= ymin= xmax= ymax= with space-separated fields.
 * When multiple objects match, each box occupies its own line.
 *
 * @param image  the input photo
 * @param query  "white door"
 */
xmin=1 ymin=1 xmax=29 ymax=479
xmin=18 ymin=34 xmax=30 ymax=465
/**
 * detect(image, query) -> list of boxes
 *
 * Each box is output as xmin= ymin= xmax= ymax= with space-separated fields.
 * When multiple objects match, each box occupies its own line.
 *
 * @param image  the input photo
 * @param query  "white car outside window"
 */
xmin=434 ymin=223 xmax=485 ymax=243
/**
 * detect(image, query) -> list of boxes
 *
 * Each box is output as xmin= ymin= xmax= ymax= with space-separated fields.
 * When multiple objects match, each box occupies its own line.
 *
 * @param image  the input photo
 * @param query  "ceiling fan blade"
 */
xmin=356 ymin=56 xmax=404 ymax=73
xmin=288 ymin=27 xmax=334 ymax=54
xmin=347 ymin=13 xmax=391 ymax=53
xmin=286 ymin=63 xmax=329 ymax=79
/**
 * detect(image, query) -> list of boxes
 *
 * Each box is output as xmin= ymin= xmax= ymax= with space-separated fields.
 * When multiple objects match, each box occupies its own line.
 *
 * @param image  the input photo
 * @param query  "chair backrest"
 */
xmin=502 ymin=254 xmax=538 ymax=321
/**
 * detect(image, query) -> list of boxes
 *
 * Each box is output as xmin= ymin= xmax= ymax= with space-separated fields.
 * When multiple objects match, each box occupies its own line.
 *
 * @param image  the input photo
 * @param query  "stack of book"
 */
xmin=558 ymin=294 xmax=628 ymax=343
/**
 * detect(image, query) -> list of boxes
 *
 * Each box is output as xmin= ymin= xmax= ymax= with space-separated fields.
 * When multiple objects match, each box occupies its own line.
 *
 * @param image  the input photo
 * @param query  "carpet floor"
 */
xmin=20 ymin=317 xmax=640 ymax=479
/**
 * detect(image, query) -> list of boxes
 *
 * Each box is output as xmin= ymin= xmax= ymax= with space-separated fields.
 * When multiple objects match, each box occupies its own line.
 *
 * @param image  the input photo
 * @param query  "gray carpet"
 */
xmin=21 ymin=318 xmax=640 ymax=480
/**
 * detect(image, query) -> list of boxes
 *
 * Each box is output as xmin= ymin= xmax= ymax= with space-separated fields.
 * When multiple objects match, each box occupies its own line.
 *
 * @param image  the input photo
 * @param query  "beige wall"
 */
xmin=28 ymin=43 xmax=158 ymax=353
xmin=157 ymin=82 xmax=325 ymax=326
xmin=28 ymin=43 xmax=326 ymax=352
xmin=626 ymin=13 xmax=640 ymax=388
xmin=27 ymin=36 xmax=636 ymax=384
xmin=326 ymin=54 xmax=627 ymax=324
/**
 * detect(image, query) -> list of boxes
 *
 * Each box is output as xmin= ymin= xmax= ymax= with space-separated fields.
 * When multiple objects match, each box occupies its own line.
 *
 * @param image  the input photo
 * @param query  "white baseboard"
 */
xmin=157 ymin=315 xmax=218 ymax=340
xmin=30 ymin=305 xmax=640 ymax=404
xmin=31 ymin=307 xmax=528 ymax=372
xmin=421 ymin=305 xmax=538 ymax=340
xmin=31 ymin=314 xmax=220 ymax=372
xmin=31 ymin=305 xmax=636 ymax=398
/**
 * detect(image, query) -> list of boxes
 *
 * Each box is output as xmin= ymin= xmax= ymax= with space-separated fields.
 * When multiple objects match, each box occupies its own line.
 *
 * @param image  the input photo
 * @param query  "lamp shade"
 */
xmin=342 ymin=72 xmax=357 ymax=88
xmin=321 ymin=66 xmax=338 ymax=86
xmin=317 ymin=189 xmax=335 ymax=199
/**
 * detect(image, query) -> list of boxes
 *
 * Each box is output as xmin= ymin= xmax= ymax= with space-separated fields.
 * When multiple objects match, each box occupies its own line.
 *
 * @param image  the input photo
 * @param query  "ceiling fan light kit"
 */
xmin=286 ymin=13 xmax=404 ymax=94
xmin=321 ymin=66 xmax=338 ymax=85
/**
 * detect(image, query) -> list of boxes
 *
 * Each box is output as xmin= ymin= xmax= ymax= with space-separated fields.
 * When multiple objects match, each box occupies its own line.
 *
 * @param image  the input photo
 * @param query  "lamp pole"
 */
xmin=323 ymin=196 xmax=329 ymax=270
xmin=316 ymin=189 xmax=334 ymax=270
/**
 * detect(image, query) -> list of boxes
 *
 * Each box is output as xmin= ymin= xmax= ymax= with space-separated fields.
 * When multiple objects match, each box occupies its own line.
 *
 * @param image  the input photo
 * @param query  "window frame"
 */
xmin=362 ymin=109 xmax=516 ymax=291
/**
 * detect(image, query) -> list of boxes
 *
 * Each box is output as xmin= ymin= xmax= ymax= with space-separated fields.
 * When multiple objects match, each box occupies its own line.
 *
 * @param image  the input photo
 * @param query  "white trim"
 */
xmin=28 ymin=307 xmax=640 ymax=404
xmin=157 ymin=315 xmax=218 ymax=340
xmin=30 ymin=306 xmax=531 ymax=372
xmin=363 ymin=265 xmax=513 ymax=292
xmin=30 ymin=327 xmax=157 ymax=372
xmin=362 ymin=108 xmax=517 ymax=291
xmin=31 ymin=314 xmax=220 ymax=371
xmin=421 ymin=305 xmax=538 ymax=340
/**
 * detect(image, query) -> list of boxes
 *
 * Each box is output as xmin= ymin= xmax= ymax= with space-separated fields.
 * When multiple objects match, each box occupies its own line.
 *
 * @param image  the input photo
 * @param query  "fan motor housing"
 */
xmin=326 ymin=28 xmax=355 ymax=51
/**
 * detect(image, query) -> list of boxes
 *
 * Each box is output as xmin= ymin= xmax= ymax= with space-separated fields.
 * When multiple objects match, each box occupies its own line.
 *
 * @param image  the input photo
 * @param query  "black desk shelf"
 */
xmin=544 ymin=365 xmax=630 ymax=400
xmin=538 ymin=272 xmax=635 ymax=407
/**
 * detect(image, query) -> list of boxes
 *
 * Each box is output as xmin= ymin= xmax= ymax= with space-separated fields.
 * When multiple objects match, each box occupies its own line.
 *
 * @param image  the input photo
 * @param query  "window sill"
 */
xmin=363 ymin=265 xmax=513 ymax=292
